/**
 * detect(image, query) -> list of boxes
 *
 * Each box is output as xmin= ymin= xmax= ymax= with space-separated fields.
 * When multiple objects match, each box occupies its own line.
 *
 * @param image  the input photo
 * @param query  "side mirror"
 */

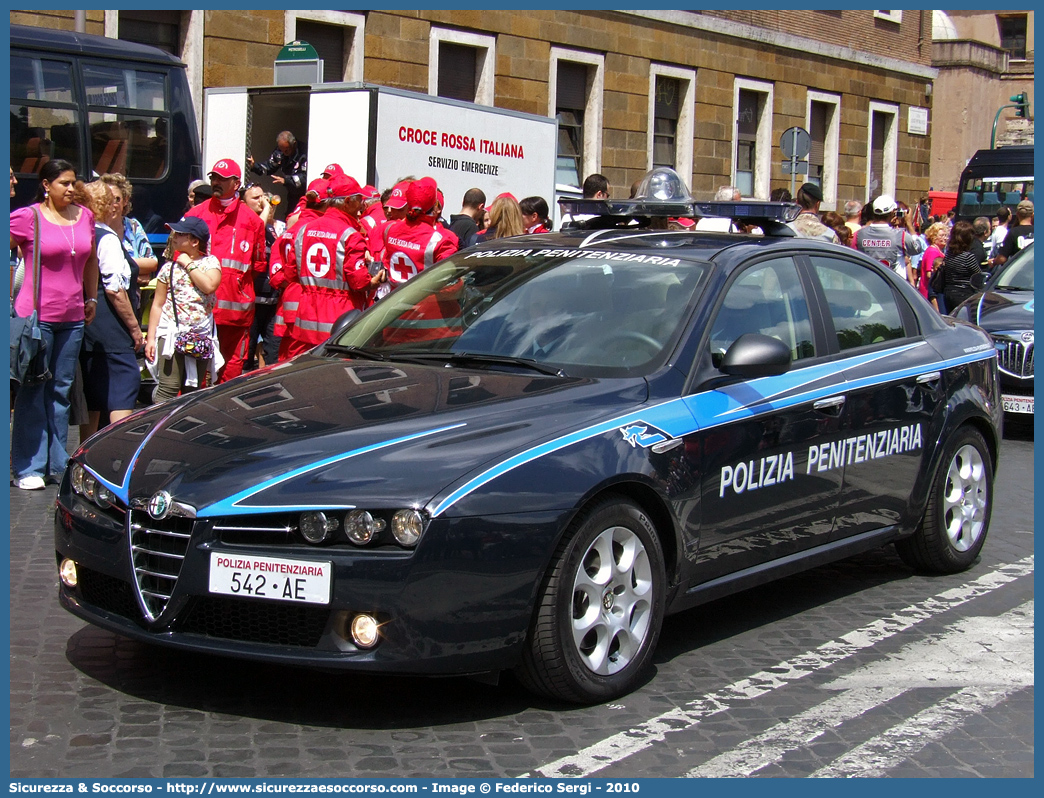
xmin=329 ymin=309 xmax=362 ymax=340
xmin=719 ymin=333 xmax=792 ymax=378
xmin=971 ymin=272 xmax=988 ymax=290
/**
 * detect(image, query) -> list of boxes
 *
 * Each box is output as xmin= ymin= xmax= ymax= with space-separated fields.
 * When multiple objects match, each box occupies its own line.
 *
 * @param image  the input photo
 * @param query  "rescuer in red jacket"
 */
xmin=184 ymin=158 xmax=267 ymax=382
xmin=381 ymin=177 xmax=458 ymax=291
xmin=284 ymin=173 xmax=382 ymax=358
xmin=270 ymin=178 xmax=328 ymax=361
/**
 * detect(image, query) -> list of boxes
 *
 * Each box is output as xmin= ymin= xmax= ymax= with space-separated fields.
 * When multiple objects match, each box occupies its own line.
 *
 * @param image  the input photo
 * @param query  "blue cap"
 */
xmin=166 ymin=216 xmax=210 ymax=251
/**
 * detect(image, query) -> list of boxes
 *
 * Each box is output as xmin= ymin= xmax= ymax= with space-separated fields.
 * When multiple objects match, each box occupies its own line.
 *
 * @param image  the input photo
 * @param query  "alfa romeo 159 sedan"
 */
xmin=55 ymin=169 xmax=1000 ymax=703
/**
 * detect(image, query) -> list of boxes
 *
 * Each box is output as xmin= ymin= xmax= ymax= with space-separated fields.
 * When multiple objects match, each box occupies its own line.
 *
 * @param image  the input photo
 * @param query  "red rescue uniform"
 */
xmin=381 ymin=216 xmax=458 ymax=289
xmin=286 ymin=204 xmax=371 ymax=356
xmin=270 ymin=208 xmax=320 ymax=360
xmin=184 ymin=195 xmax=266 ymax=380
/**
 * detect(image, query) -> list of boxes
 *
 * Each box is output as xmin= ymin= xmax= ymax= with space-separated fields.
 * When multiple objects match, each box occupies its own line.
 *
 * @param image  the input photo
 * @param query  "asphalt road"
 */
xmin=8 ymin=423 xmax=1034 ymax=779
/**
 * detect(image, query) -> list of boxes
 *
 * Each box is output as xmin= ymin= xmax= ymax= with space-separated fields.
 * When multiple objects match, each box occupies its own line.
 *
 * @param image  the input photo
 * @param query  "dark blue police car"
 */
xmin=55 ymin=169 xmax=1001 ymax=703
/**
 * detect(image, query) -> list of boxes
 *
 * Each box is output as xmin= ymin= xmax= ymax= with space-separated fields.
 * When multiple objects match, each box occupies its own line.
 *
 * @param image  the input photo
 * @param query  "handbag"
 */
xmin=10 ymin=207 xmax=51 ymax=386
xmin=930 ymin=259 xmax=946 ymax=294
xmin=169 ymin=261 xmax=214 ymax=360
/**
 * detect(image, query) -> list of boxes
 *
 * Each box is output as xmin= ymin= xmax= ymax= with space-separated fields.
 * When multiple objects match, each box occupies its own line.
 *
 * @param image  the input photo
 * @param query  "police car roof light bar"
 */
xmin=558 ymin=197 xmax=801 ymax=236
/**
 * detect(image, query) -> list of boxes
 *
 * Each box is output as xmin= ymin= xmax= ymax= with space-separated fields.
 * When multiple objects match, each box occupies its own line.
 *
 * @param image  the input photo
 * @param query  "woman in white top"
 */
xmin=77 ymin=180 xmax=144 ymax=441
xmin=145 ymin=217 xmax=222 ymax=401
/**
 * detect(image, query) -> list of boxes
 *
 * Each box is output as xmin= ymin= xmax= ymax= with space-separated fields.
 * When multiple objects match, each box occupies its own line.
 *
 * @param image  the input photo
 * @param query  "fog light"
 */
xmin=299 ymin=511 xmax=338 ymax=544
xmin=344 ymin=510 xmax=384 ymax=545
xmin=59 ymin=558 xmax=78 ymax=588
xmin=71 ymin=464 xmax=86 ymax=495
xmin=351 ymin=614 xmax=380 ymax=648
xmin=391 ymin=509 xmax=425 ymax=547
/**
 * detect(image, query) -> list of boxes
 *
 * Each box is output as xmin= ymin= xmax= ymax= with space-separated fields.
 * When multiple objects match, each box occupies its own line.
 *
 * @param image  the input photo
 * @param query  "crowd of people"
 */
xmin=780 ymin=181 xmax=1033 ymax=314
xmin=9 ymin=148 xmax=1034 ymax=489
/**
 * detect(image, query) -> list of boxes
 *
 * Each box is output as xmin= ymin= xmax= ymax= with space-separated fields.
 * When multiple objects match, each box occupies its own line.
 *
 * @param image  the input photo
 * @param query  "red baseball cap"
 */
xmin=362 ymin=184 xmax=380 ymax=201
xmin=322 ymin=163 xmax=345 ymax=179
xmin=327 ymin=173 xmax=364 ymax=199
xmin=305 ymin=177 xmax=330 ymax=197
xmin=406 ymin=177 xmax=437 ymax=214
xmin=436 ymin=188 xmax=446 ymax=210
xmin=670 ymin=216 xmax=695 ymax=228
xmin=385 ymin=180 xmax=411 ymax=210
xmin=209 ymin=158 xmax=241 ymax=179
xmin=494 ymin=192 xmax=517 ymax=204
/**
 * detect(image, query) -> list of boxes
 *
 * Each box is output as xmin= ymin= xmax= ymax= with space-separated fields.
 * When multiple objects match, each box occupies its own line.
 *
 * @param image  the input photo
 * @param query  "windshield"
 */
xmin=331 ymin=246 xmax=708 ymax=377
xmin=956 ymin=174 xmax=1033 ymax=219
xmin=992 ymin=245 xmax=1034 ymax=291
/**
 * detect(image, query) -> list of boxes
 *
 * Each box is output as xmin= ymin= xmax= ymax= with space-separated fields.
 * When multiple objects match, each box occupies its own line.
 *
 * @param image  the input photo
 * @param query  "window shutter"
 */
xmin=438 ymin=43 xmax=478 ymax=102
xmin=296 ymin=20 xmax=345 ymax=83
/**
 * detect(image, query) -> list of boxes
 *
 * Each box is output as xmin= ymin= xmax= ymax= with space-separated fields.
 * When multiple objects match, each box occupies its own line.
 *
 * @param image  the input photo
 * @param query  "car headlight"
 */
xmin=299 ymin=511 xmax=339 ymax=544
xmin=391 ymin=509 xmax=426 ymax=547
xmin=344 ymin=510 xmax=385 ymax=545
xmin=95 ymin=484 xmax=114 ymax=509
xmin=82 ymin=474 xmax=98 ymax=503
xmin=71 ymin=463 xmax=86 ymax=495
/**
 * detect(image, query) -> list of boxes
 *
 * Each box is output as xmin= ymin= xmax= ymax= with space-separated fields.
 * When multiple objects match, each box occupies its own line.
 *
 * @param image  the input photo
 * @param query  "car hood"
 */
xmin=967 ymin=289 xmax=1035 ymax=332
xmin=79 ymin=353 xmax=650 ymax=517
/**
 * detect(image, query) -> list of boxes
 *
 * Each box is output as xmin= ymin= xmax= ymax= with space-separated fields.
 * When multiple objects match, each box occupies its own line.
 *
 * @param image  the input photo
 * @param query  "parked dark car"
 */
xmin=55 ymin=169 xmax=1002 ymax=704
xmin=949 ymin=242 xmax=1034 ymax=419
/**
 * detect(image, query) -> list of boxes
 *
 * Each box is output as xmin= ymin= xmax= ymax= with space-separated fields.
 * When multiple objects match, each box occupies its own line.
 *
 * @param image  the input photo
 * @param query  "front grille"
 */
xmin=178 ymin=596 xmax=330 ymax=647
xmin=128 ymin=510 xmax=193 ymax=622
xmin=78 ymin=567 xmax=141 ymax=621
xmin=996 ymin=338 xmax=1034 ymax=378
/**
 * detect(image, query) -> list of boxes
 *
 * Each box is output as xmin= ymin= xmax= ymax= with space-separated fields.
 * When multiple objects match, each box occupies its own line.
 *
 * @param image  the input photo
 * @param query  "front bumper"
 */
xmin=54 ymin=491 xmax=568 ymax=675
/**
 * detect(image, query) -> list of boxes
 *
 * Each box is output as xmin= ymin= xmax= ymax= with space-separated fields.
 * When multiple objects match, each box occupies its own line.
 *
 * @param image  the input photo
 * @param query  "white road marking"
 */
xmin=526 ymin=556 xmax=1033 ymax=778
xmin=811 ymin=685 xmax=1022 ymax=778
xmin=686 ymin=602 xmax=1033 ymax=777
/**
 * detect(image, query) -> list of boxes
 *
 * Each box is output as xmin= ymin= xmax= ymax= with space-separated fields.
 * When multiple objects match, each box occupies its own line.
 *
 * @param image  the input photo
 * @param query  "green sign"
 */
xmin=277 ymin=41 xmax=319 ymax=61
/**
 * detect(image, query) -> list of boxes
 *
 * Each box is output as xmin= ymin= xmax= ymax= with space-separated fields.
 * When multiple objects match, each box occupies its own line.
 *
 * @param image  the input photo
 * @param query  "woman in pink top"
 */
xmin=919 ymin=222 xmax=949 ymax=313
xmin=9 ymin=159 xmax=99 ymax=489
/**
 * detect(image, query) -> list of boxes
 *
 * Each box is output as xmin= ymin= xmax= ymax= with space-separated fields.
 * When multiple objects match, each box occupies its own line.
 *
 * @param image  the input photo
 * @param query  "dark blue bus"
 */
xmin=10 ymin=24 xmax=202 ymax=231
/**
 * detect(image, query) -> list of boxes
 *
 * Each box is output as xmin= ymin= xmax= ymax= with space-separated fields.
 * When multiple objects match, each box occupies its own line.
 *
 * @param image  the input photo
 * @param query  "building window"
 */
xmin=428 ymin=29 xmax=495 ymax=105
xmin=285 ymin=10 xmax=365 ymax=83
xmin=550 ymin=47 xmax=604 ymax=192
xmin=873 ymin=11 xmax=903 ymax=24
xmin=296 ymin=21 xmax=345 ymax=83
xmin=866 ymin=101 xmax=899 ymax=201
xmin=806 ymin=91 xmax=841 ymax=210
xmin=732 ymin=78 xmax=773 ymax=199
xmin=653 ymin=77 xmax=680 ymax=168
xmin=998 ymin=15 xmax=1028 ymax=61
xmin=117 ymin=10 xmax=181 ymax=55
xmin=648 ymin=65 xmax=695 ymax=180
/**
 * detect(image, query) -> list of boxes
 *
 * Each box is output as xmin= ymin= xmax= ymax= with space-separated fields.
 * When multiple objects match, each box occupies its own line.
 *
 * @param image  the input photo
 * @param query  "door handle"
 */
xmin=813 ymin=396 xmax=846 ymax=415
xmin=916 ymin=371 xmax=942 ymax=386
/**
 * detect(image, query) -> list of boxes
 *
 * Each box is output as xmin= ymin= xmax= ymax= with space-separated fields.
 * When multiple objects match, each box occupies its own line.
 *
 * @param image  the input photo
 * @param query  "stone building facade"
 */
xmin=11 ymin=9 xmax=941 ymax=210
xmin=930 ymin=9 xmax=1034 ymax=191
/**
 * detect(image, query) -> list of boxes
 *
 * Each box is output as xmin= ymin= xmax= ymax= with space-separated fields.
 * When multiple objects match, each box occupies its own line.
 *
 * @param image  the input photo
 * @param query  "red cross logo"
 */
xmin=305 ymin=242 xmax=331 ymax=278
xmin=388 ymin=251 xmax=417 ymax=284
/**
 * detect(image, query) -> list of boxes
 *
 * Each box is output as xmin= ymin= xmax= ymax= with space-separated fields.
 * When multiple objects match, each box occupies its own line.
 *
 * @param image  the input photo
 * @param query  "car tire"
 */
xmin=895 ymin=426 xmax=993 ymax=574
xmin=516 ymin=495 xmax=665 ymax=704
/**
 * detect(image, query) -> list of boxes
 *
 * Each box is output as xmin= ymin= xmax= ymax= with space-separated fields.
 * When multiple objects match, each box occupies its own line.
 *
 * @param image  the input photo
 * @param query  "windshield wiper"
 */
xmin=323 ymin=344 xmax=389 ymax=361
xmin=394 ymin=351 xmax=567 ymax=377
xmin=994 ymin=285 xmax=1031 ymax=291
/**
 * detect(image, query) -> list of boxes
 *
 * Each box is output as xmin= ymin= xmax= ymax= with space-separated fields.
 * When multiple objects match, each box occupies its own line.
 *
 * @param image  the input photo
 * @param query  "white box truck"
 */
xmin=203 ymin=83 xmax=558 ymax=225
